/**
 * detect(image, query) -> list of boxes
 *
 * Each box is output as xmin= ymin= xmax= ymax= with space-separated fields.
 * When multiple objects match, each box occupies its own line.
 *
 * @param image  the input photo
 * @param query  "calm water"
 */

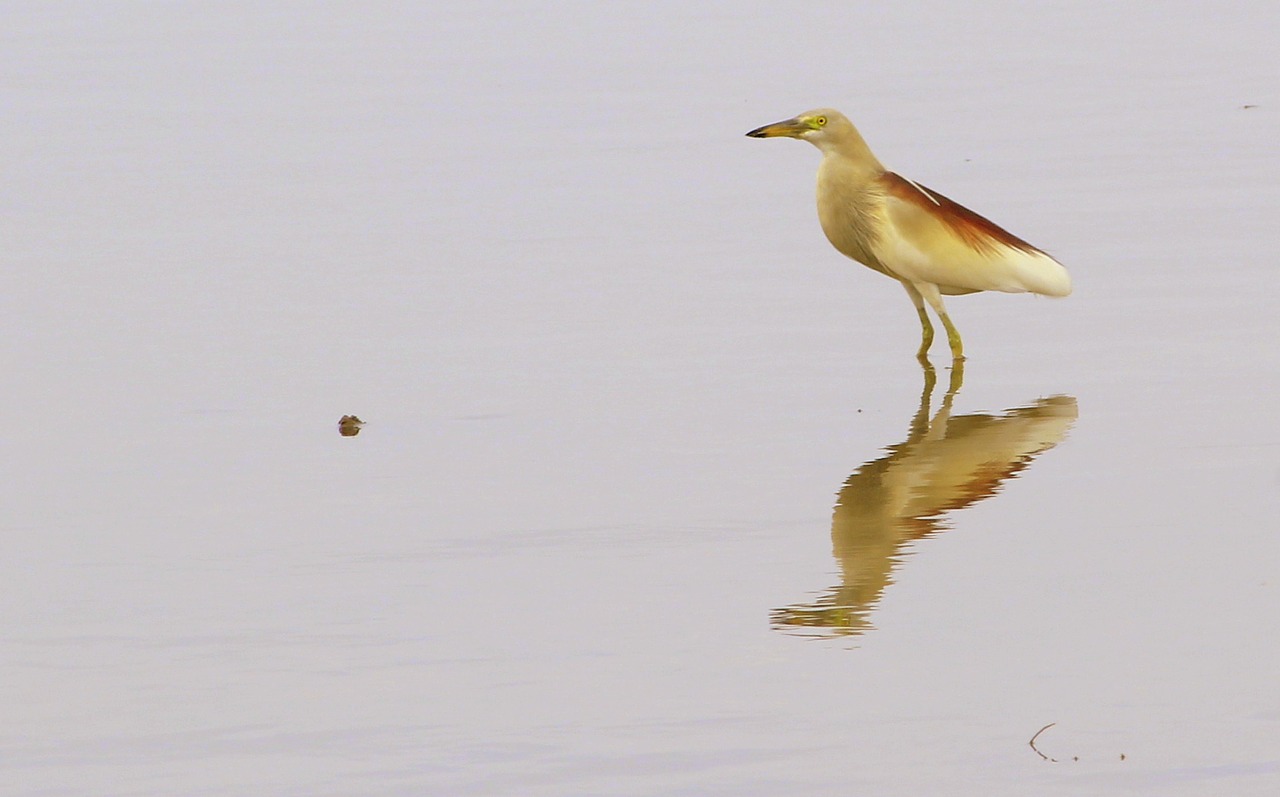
xmin=4 ymin=3 xmax=1278 ymax=795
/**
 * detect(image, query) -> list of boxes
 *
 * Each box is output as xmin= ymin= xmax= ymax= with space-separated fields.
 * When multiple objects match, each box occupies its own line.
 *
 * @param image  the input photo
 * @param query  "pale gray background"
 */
xmin=3 ymin=2 xmax=1278 ymax=795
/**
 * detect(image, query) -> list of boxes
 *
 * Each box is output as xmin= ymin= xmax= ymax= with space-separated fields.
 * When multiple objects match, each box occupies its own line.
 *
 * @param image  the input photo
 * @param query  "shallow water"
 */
xmin=4 ymin=3 xmax=1278 ymax=795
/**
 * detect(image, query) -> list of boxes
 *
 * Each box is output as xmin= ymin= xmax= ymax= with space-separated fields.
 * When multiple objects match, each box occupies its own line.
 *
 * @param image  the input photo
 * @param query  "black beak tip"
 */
xmin=745 ymin=128 xmax=766 ymax=138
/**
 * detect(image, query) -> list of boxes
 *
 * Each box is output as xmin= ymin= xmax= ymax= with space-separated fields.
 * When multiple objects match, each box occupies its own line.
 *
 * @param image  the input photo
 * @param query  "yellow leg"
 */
xmin=914 ymin=282 xmax=965 ymax=362
xmin=939 ymin=312 xmax=964 ymax=361
xmin=902 ymin=283 xmax=935 ymax=362
xmin=915 ymin=304 xmax=935 ymax=360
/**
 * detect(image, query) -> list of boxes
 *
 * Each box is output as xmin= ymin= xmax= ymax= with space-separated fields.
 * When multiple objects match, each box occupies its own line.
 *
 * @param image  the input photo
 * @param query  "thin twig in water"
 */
xmin=1029 ymin=722 xmax=1059 ymax=762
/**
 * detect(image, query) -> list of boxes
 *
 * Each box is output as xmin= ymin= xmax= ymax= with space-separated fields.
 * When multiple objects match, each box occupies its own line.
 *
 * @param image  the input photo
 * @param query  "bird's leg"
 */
xmin=939 ymin=312 xmax=964 ymax=361
xmin=915 ymin=282 xmax=965 ymax=362
xmin=902 ymin=283 xmax=935 ymax=362
xmin=916 ymin=305 xmax=936 ymax=361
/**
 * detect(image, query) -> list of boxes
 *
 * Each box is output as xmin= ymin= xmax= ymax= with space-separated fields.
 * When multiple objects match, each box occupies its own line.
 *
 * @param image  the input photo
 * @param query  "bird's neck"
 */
xmin=818 ymin=147 xmax=885 ymax=185
xmin=814 ymin=130 xmax=884 ymax=178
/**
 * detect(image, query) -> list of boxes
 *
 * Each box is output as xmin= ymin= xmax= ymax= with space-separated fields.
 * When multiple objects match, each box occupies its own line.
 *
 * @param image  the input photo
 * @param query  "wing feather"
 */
xmin=873 ymin=173 xmax=1071 ymax=297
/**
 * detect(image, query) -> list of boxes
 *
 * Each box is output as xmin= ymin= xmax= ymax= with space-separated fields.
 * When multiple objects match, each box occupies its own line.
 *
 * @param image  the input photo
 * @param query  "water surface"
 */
xmin=4 ymin=3 xmax=1278 ymax=795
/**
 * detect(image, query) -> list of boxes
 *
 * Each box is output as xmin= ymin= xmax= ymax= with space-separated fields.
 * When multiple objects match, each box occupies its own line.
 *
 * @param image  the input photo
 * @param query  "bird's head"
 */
xmin=746 ymin=108 xmax=856 ymax=153
xmin=746 ymin=109 xmax=883 ymax=164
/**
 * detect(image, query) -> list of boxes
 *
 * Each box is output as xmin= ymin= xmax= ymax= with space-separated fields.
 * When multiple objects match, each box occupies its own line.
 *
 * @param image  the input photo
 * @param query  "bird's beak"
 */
xmin=745 ymin=117 xmax=809 ymax=139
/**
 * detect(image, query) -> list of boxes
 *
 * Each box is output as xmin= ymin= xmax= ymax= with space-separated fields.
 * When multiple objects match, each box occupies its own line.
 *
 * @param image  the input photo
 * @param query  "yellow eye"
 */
xmin=815 ymin=116 xmax=827 ymax=127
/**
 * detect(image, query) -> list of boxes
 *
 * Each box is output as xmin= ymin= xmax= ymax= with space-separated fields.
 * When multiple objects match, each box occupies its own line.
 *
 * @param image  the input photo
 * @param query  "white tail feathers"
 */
xmin=1009 ymin=249 xmax=1072 ymax=297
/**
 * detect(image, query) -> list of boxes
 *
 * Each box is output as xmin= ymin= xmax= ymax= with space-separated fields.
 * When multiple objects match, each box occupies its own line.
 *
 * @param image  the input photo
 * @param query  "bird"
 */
xmin=746 ymin=108 xmax=1071 ymax=362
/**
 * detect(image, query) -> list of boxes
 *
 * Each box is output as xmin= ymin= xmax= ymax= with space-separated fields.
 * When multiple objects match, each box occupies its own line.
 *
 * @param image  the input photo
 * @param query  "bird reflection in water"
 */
xmin=771 ymin=362 xmax=1077 ymax=638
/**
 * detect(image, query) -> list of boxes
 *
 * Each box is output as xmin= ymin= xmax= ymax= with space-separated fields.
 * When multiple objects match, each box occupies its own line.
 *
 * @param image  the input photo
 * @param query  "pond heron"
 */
xmin=746 ymin=109 xmax=1070 ymax=361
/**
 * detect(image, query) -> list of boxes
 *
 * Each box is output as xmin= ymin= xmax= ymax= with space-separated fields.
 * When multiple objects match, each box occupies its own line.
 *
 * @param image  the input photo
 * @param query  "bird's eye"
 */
xmin=815 ymin=116 xmax=827 ymax=127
